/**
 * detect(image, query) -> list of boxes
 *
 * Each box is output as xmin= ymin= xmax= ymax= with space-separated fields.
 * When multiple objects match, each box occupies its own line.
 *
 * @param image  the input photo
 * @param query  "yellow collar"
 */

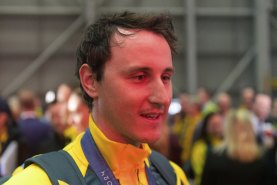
xmin=89 ymin=116 xmax=151 ymax=173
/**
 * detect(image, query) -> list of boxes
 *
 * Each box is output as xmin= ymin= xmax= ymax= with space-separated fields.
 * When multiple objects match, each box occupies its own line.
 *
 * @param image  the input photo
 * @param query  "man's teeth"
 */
xmin=144 ymin=114 xmax=159 ymax=119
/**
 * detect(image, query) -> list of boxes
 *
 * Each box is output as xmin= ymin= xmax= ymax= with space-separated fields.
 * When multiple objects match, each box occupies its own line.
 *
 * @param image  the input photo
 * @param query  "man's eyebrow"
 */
xmin=123 ymin=66 xmax=175 ymax=74
xmin=123 ymin=67 xmax=151 ymax=74
xmin=164 ymin=67 xmax=175 ymax=74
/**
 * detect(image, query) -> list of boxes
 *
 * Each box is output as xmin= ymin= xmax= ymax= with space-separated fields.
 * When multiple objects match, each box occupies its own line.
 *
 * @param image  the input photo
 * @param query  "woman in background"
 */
xmin=190 ymin=112 xmax=223 ymax=185
xmin=201 ymin=109 xmax=273 ymax=185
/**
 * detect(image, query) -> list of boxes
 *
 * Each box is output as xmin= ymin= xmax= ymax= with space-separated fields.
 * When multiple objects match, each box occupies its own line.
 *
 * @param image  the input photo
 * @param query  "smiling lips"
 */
xmin=140 ymin=112 xmax=163 ymax=120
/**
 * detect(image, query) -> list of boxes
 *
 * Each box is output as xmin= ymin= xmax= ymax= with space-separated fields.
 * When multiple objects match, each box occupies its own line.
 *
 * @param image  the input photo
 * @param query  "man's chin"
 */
xmin=140 ymin=134 xmax=161 ymax=145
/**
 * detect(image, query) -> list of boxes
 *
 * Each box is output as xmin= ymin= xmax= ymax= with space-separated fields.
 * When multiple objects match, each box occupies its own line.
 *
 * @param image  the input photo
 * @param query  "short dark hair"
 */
xmin=76 ymin=11 xmax=177 ymax=108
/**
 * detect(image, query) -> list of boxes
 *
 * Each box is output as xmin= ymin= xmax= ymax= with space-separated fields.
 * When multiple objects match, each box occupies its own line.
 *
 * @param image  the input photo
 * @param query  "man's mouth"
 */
xmin=140 ymin=113 xmax=161 ymax=120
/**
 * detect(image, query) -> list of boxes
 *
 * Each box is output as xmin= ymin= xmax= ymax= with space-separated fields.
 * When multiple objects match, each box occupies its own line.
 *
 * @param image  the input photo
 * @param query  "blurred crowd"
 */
xmin=1 ymin=84 xmax=277 ymax=185
xmin=150 ymin=87 xmax=277 ymax=185
xmin=0 ymin=83 xmax=89 ymax=176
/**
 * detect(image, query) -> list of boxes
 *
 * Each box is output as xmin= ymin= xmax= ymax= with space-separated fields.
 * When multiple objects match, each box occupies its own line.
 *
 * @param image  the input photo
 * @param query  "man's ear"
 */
xmin=79 ymin=64 xmax=98 ymax=98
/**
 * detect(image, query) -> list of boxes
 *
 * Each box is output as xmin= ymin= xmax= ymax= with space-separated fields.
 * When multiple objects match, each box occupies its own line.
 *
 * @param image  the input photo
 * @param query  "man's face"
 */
xmin=92 ymin=30 xmax=173 ymax=145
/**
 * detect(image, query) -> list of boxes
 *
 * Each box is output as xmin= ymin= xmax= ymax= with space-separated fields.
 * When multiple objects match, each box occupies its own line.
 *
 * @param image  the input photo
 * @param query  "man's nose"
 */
xmin=148 ymin=80 xmax=171 ymax=107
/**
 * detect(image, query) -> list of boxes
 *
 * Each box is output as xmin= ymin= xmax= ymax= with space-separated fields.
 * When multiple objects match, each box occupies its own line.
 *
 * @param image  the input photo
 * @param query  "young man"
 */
xmin=3 ymin=12 xmax=189 ymax=185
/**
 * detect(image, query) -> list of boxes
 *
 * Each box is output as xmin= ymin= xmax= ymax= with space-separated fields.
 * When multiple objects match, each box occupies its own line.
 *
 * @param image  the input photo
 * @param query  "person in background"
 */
xmin=180 ymin=96 xmax=201 ymax=177
xmin=252 ymin=93 xmax=273 ymax=148
xmin=56 ymin=83 xmax=72 ymax=104
xmin=55 ymin=83 xmax=80 ymax=142
xmin=201 ymin=109 xmax=274 ymax=185
xmin=3 ymin=11 xmax=189 ymax=185
xmin=196 ymin=87 xmax=218 ymax=118
xmin=48 ymin=102 xmax=69 ymax=137
xmin=268 ymin=98 xmax=277 ymax=126
xmin=0 ymin=97 xmax=28 ymax=174
xmin=0 ymin=98 xmax=18 ymax=156
xmin=240 ymin=87 xmax=255 ymax=111
xmin=170 ymin=94 xmax=201 ymax=177
xmin=190 ymin=112 xmax=223 ymax=185
xmin=39 ymin=101 xmax=71 ymax=153
xmin=33 ymin=93 xmax=44 ymax=118
xmin=214 ymin=92 xmax=233 ymax=143
xmin=67 ymin=88 xmax=89 ymax=134
xmin=215 ymin=92 xmax=232 ymax=118
xmin=252 ymin=94 xmax=277 ymax=182
xmin=7 ymin=96 xmax=21 ymax=122
xmin=17 ymin=89 xmax=53 ymax=161
xmin=170 ymin=93 xmax=191 ymax=166
xmin=171 ymin=93 xmax=191 ymax=130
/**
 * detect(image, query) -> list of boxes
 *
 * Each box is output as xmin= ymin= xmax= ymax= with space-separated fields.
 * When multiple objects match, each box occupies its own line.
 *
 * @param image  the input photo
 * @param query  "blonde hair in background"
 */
xmin=223 ymin=109 xmax=262 ymax=162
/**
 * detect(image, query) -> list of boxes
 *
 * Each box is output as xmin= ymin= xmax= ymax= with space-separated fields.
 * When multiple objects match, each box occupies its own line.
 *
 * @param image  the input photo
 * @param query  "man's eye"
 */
xmin=133 ymin=75 xmax=146 ymax=81
xmin=130 ymin=74 xmax=147 ymax=83
xmin=137 ymin=75 xmax=146 ymax=80
xmin=162 ymin=75 xmax=171 ymax=82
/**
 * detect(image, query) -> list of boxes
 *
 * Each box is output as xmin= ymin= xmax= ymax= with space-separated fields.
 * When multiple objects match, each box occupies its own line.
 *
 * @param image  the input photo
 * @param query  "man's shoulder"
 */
xmin=3 ymin=164 xmax=52 ymax=185
xmin=3 ymin=148 xmax=84 ymax=185
xmin=3 ymin=134 xmax=85 ymax=185
xmin=150 ymin=150 xmax=190 ymax=185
